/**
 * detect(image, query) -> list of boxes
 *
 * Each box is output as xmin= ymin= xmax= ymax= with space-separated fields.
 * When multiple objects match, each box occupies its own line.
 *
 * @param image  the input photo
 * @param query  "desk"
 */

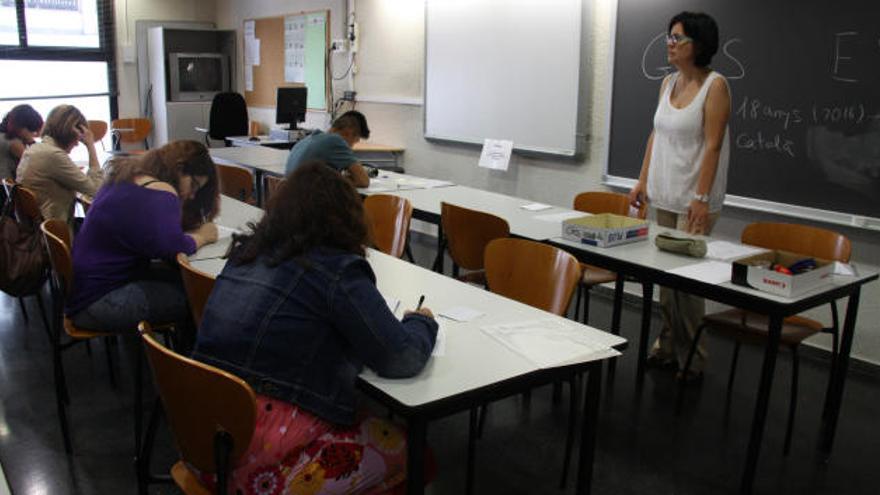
xmin=550 ymin=232 xmax=878 ymax=494
xmin=226 ymin=135 xmax=406 ymax=170
xmin=191 ymin=196 xmax=626 ymax=495
xmin=209 ymin=146 xmax=288 ymax=206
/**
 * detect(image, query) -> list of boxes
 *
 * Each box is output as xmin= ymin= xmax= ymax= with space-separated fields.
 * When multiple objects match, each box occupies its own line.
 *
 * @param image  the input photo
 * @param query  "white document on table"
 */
xmin=705 ymin=241 xmax=767 ymax=262
xmin=432 ymin=324 xmax=447 ymax=357
xmin=439 ymin=306 xmax=484 ymax=322
xmin=533 ymin=211 xmax=586 ymax=222
xmin=384 ymin=296 xmax=400 ymax=315
xmin=666 ymin=260 xmax=732 ymax=285
xmin=216 ymin=225 xmax=241 ymax=240
xmin=360 ymin=180 xmax=397 ymax=194
xmin=478 ymin=139 xmax=513 ymax=171
xmin=520 ymin=203 xmax=553 ymax=211
xmin=481 ymin=319 xmax=619 ymax=368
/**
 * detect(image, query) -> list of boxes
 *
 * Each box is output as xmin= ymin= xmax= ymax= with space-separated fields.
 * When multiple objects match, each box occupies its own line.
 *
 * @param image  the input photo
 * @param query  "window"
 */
xmin=0 ymin=0 xmax=117 ymax=153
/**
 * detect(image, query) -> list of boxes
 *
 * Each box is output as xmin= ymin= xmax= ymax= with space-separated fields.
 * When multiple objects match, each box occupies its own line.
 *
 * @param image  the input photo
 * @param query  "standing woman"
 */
xmin=0 ymin=104 xmax=43 ymax=181
xmin=16 ymin=104 xmax=103 ymax=224
xmin=629 ymin=11 xmax=731 ymax=379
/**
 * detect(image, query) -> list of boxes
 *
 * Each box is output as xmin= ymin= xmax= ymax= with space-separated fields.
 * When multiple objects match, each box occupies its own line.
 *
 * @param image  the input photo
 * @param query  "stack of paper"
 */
xmin=481 ymin=319 xmax=618 ymax=368
xmin=705 ymin=241 xmax=768 ymax=262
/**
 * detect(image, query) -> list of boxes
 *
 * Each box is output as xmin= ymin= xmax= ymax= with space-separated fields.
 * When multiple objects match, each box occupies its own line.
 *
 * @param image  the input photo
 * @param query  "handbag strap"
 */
xmin=2 ymin=184 xmax=16 ymax=218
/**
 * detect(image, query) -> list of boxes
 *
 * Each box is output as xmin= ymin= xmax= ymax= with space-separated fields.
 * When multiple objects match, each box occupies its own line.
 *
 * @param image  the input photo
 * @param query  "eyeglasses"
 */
xmin=665 ymin=33 xmax=693 ymax=46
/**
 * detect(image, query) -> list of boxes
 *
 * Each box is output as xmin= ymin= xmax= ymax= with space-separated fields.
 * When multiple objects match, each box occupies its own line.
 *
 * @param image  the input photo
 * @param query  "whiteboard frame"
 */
xmin=422 ymin=0 xmax=582 ymax=158
xmin=600 ymin=0 xmax=880 ymax=232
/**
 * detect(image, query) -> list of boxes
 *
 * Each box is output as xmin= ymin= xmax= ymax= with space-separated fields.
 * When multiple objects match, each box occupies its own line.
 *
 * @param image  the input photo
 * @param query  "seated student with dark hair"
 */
xmin=193 ymin=161 xmax=437 ymax=494
xmin=0 ymin=104 xmax=43 ymax=181
xmin=284 ymin=110 xmax=372 ymax=187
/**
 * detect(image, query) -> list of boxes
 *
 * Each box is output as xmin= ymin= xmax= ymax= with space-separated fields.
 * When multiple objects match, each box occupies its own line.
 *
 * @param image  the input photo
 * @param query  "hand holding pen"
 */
xmin=405 ymin=294 xmax=434 ymax=319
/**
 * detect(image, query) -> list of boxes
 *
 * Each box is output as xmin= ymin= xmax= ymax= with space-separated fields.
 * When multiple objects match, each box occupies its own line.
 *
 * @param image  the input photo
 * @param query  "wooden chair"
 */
xmin=440 ymin=202 xmax=510 ymax=284
xmin=680 ymin=222 xmax=851 ymax=455
xmin=262 ymin=174 xmax=284 ymax=207
xmin=139 ymin=321 xmax=257 ymax=495
xmin=41 ymin=219 xmax=118 ymax=453
xmin=111 ymin=118 xmax=152 ymax=152
xmin=364 ymin=194 xmax=413 ymax=259
xmin=3 ymin=179 xmax=51 ymax=337
xmin=217 ymin=163 xmax=255 ymax=204
xmin=88 ymin=120 xmax=109 ymax=150
xmin=571 ymin=191 xmax=647 ymax=325
xmin=482 ymin=237 xmax=583 ymax=488
xmin=176 ymin=253 xmax=216 ymax=327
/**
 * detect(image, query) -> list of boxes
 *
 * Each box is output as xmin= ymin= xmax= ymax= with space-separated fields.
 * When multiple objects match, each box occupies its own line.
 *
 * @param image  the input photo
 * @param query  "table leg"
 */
xmin=819 ymin=287 xmax=861 ymax=457
xmin=406 ymin=417 xmax=427 ymax=495
xmin=739 ymin=314 xmax=782 ymax=494
xmin=576 ymin=361 xmax=603 ymax=495
xmin=431 ymin=224 xmax=445 ymax=273
xmin=636 ymin=282 xmax=654 ymax=379
xmin=254 ymin=170 xmax=265 ymax=207
xmin=608 ymin=276 xmax=625 ymax=378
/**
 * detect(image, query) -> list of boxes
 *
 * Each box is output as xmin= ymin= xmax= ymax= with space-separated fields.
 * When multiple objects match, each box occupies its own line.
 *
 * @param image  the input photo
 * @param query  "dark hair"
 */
xmin=669 ymin=12 xmax=719 ymax=67
xmin=42 ymin=104 xmax=86 ymax=149
xmin=229 ymin=161 xmax=370 ymax=266
xmin=331 ymin=110 xmax=370 ymax=139
xmin=106 ymin=140 xmax=220 ymax=231
xmin=0 ymin=105 xmax=43 ymax=138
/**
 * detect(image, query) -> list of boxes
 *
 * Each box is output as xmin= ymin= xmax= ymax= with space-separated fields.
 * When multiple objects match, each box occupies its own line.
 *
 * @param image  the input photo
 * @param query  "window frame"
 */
xmin=0 ymin=0 xmax=118 ymax=118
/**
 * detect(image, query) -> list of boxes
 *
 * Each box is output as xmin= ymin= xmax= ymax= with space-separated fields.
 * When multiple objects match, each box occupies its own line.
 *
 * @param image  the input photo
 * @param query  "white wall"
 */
xmin=214 ymin=0 xmax=880 ymax=365
xmin=113 ymin=0 xmax=217 ymax=117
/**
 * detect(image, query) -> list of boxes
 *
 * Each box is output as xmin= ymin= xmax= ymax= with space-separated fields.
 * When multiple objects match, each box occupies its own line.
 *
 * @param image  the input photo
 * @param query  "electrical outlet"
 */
xmin=331 ymin=39 xmax=347 ymax=53
xmin=342 ymin=91 xmax=357 ymax=101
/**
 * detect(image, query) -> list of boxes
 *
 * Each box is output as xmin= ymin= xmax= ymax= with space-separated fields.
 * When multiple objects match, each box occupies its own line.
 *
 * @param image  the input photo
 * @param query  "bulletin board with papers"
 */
xmin=242 ymin=10 xmax=329 ymax=110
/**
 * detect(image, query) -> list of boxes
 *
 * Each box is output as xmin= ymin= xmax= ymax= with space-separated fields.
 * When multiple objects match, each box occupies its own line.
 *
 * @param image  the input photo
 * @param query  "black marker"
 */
xmin=416 ymin=295 xmax=425 ymax=310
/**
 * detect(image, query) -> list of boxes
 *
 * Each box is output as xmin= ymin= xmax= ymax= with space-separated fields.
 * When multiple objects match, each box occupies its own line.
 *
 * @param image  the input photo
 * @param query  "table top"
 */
xmin=226 ymin=135 xmax=404 ymax=153
xmin=191 ymin=196 xmax=624 ymax=409
xmin=209 ymin=146 xmax=289 ymax=175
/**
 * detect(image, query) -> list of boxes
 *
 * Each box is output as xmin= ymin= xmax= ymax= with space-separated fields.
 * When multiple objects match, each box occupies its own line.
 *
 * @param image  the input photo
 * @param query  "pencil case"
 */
xmin=654 ymin=232 xmax=707 ymax=258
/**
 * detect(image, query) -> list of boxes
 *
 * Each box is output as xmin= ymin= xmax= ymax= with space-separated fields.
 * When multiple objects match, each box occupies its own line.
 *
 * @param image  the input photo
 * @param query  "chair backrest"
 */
xmin=573 ymin=190 xmax=647 ymax=219
xmin=441 ymin=202 xmax=510 ymax=271
xmin=217 ymin=164 xmax=254 ymax=203
xmin=484 ymin=238 xmax=582 ymax=316
xmin=741 ymin=223 xmax=851 ymax=262
xmin=263 ymin=175 xmax=284 ymax=206
xmin=209 ymin=92 xmax=249 ymax=141
xmin=41 ymin=219 xmax=73 ymax=297
xmin=364 ymin=194 xmax=413 ymax=258
xmin=139 ymin=322 xmax=257 ymax=473
xmin=111 ymin=118 xmax=152 ymax=147
xmin=176 ymin=253 xmax=216 ymax=327
xmin=87 ymin=120 xmax=108 ymax=142
xmin=6 ymin=181 xmax=43 ymax=228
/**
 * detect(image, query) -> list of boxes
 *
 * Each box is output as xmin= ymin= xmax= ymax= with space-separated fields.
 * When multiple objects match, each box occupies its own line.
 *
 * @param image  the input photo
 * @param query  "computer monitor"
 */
xmin=275 ymin=87 xmax=308 ymax=129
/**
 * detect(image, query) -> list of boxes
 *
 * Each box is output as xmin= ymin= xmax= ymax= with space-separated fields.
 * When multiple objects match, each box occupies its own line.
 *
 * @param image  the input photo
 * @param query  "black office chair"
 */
xmin=198 ymin=92 xmax=249 ymax=147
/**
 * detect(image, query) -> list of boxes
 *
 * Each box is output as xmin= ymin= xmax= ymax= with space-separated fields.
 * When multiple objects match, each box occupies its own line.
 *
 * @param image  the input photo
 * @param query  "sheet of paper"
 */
xmin=284 ymin=15 xmax=306 ymax=83
xmin=359 ymin=180 xmax=398 ymax=194
xmin=833 ymin=261 xmax=859 ymax=276
xmin=520 ymin=203 xmax=552 ymax=211
xmin=216 ymin=225 xmax=241 ymax=240
xmin=250 ymin=38 xmax=261 ymax=66
xmin=478 ymin=139 xmax=514 ymax=171
xmin=666 ymin=260 xmax=732 ymax=285
xmin=245 ymin=65 xmax=254 ymax=91
xmin=244 ymin=20 xmax=255 ymax=38
xmin=383 ymin=296 xmax=400 ymax=315
xmin=705 ymin=240 xmax=768 ymax=262
xmin=439 ymin=306 xmax=484 ymax=322
xmin=481 ymin=319 xmax=618 ymax=368
xmin=533 ymin=211 xmax=586 ymax=222
xmin=432 ymin=324 xmax=447 ymax=357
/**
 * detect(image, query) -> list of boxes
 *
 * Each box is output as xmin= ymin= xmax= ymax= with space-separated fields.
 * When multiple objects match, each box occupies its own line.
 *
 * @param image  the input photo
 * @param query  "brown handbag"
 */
xmin=0 ymin=186 xmax=48 ymax=297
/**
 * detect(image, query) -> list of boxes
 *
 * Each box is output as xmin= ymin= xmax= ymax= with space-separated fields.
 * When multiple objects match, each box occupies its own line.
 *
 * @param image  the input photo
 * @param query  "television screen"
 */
xmin=276 ymin=87 xmax=308 ymax=128
xmin=177 ymin=57 xmax=223 ymax=92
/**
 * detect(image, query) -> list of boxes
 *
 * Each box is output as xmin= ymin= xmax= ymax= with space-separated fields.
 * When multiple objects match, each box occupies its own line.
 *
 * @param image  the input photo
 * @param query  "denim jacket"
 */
xmin=193 ymin=248 xmax=438 ymax=425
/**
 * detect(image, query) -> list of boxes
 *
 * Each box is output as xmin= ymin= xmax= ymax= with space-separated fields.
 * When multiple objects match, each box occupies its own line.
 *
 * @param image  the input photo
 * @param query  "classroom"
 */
xmin=1 ymin=0 xmax=878 ymax=494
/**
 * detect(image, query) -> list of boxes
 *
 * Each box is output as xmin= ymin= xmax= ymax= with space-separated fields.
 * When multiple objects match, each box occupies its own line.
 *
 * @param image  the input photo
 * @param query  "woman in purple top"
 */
xmin=67 ymin=140 xmax=220 ymax=337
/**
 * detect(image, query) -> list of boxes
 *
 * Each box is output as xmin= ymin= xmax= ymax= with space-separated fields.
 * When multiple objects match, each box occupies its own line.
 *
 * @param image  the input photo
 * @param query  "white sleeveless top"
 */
xmin=647 ymin=71 xmax=730 ymax=213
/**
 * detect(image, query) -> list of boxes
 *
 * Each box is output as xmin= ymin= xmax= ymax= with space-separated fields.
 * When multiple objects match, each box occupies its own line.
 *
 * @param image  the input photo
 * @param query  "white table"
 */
xmin=191 ymin=196 xmax=625 ymax=495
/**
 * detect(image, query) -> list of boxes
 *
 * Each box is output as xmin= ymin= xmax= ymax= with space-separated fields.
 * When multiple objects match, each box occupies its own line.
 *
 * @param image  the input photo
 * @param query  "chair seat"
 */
xmin=63 ymin=317 xmax=114 ymax=340
xmin=171 ymin=461 xmax=212 ymax=495
xmin=580 ymin=263 xmax=616 ymax=286
xmin=703 ymin=309 xmax=824 ymax=346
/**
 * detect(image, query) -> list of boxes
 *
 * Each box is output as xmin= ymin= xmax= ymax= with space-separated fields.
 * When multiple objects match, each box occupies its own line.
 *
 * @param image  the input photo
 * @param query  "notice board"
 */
xmin=243 ymin=10 xmax=329 ymax=111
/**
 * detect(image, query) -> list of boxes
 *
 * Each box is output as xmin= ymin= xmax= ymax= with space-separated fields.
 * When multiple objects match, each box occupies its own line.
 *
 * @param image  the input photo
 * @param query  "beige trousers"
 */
xmin=650 ymin=208 xmax=720 ymax=372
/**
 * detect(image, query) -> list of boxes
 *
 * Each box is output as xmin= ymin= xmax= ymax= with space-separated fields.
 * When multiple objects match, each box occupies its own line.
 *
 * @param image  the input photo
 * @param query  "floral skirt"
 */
xmin=194 ymin=395 xmax=407 ymax=495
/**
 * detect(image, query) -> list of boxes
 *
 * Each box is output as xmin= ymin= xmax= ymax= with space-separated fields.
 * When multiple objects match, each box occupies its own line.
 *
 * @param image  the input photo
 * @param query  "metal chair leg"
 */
xmin=676 ymin=324 xmax=706 ymax=414
xmin=573 ymin=284 xmax=583 ymax=321
xmin=727 ymin=341 xmax=741 ymax=394
xmin=104 ymin=337 xmax=117 ymax=388
xmin=52 ymin=344 xmax=72 ymax=453
xmin=35 ymin=292 xmax=51 ymax=340
xmin=581 ymin=286 xmax=591 ymax=325
xmin=784 ymin=347 xmax=800 ymax=456
xmin=466 ymin=408 xmax=478 ymax=495
xmin=18 ymin=297 xmax=29 ymax=322
xmin=476 ymin=404 xmax=489 ymax=438
xmin=559 ymin=375 xmax=579 ymax=488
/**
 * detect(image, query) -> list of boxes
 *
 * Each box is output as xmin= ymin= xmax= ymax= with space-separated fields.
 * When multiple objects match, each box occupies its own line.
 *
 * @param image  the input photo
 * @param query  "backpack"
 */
xmin=0 ymin=185 xmax=48 ymax=297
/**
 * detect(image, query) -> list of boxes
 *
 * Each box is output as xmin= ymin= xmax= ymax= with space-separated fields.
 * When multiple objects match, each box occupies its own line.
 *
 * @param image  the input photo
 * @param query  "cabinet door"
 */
xmin=166 ymin=102 xmax=210 ymax=143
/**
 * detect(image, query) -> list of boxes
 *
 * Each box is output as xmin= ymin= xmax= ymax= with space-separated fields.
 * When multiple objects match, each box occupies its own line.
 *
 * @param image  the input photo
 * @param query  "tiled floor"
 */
xmin=0 ymin=234 xmax=878 ymax=494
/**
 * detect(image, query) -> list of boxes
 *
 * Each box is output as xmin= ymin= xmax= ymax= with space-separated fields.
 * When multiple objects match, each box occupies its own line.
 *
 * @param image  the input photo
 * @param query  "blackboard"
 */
xmin=607 ymin=0 xmax=880 ymax=226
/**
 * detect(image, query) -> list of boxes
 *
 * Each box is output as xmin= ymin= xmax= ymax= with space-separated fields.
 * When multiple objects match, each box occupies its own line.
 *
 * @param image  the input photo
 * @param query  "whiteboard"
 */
xmin=424 ymin=0 xmax=582 ymax=156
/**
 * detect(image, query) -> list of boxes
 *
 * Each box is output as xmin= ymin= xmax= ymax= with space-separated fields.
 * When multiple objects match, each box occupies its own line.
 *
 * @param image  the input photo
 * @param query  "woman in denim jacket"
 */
xmin=194 ymin=161 xmax=438 ymax=495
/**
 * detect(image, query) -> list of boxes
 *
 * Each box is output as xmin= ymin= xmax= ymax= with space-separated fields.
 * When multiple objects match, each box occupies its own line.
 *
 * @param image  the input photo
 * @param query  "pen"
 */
xmin=416 ymin=295 xmax=425 ymax=310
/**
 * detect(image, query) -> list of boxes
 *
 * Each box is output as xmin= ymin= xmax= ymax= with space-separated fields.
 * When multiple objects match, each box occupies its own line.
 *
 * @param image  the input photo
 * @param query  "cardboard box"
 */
xmin=731 ymin=250 xmax=833 ymax=297
xmin=562 ymin=213 xmax=649 ymax=247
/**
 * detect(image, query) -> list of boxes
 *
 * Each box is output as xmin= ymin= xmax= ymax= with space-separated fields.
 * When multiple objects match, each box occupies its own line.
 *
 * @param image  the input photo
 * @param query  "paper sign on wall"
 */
xmin=478 ymin=139 xmax=513 ymax=171
xmin=245 ymin=65 xmax=254 ymax=91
